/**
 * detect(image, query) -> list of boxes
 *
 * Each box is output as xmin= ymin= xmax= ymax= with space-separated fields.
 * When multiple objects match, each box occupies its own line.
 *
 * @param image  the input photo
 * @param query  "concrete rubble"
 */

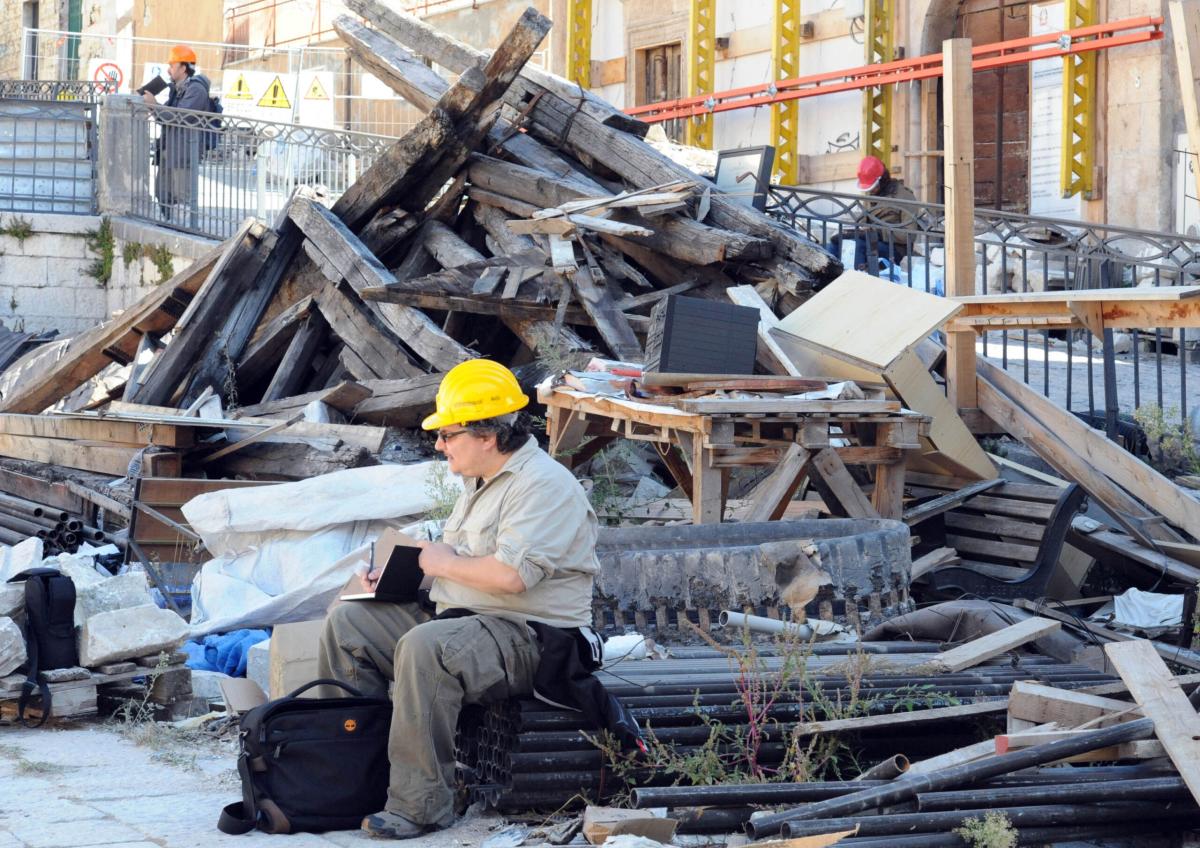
xmin=0 ymin=615 xmax=25 ymax=676
xmin=78 ymin=604 xmax=188 ymax=667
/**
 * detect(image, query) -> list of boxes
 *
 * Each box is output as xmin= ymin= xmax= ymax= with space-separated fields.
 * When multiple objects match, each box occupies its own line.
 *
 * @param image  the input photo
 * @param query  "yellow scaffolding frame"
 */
xmin=686 ymin=0 xmax=716 ymax=149
xmin=1061 ymin=0 xmax=1098 ymax=198
xmin=861 ymin=0 xmax=894 ymax=168
xmin=772 ymin=0 xmax=802 ymax=183
xmin=566 ymin=0 xmax=593 ymax=88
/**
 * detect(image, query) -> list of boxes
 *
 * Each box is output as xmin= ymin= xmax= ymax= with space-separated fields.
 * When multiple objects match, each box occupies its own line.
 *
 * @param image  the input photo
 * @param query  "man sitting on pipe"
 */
xmin=318 ymin=359 xmax=601 ymax=840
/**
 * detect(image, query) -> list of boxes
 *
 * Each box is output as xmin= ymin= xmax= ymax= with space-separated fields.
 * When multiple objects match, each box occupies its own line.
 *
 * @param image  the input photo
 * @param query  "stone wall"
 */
xmin=0 ymin=212 xmax=212 ymax=337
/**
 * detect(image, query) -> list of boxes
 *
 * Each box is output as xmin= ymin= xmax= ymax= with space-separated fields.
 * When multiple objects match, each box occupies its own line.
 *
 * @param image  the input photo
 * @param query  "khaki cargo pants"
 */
xmin=318 ymin=602 xmax=540 ymax=825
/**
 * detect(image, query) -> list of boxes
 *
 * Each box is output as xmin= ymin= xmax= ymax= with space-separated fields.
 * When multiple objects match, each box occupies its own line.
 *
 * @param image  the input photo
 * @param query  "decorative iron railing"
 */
xmin=768 ymin=185 xmax=1200 ymax=428
xmin=128 ymin=101 xmax=394 ymax=240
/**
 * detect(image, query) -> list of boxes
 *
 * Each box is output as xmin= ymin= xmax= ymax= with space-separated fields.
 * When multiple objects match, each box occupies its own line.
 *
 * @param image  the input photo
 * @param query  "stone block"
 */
xmin=247 ymin=637 xmax=270 ymax=697
xmin=74 ymin=571 xmax=153 ymax=627
xmin=0 ymin=582 xmax=23 ymax=618
xmin=44 ymin=257 xmax=101 ymax=289
xmin=51 ymin=553 xmax=106 ymax=588
xmin=78 ymin=604 xmax=187 ymax=667
xmin=0 ymin=616 xmax=26 ymax=677
xmin=0 ymin=537 xmax=44 ymax=582
xmin=0 ymin=254 xmax=49 ymax=286
xmin=191 ymin=668 xmax=234 ymax=702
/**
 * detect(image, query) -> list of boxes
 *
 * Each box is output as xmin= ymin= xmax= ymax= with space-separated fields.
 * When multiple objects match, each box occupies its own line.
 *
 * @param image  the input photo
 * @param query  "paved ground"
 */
xmin=0 ymin=722 xmax=507 ymax=848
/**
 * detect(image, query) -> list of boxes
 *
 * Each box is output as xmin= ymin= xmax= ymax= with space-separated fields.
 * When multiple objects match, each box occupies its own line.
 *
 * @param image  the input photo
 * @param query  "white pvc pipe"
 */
xmin=719 ymin=610 xmax=813 ymax=639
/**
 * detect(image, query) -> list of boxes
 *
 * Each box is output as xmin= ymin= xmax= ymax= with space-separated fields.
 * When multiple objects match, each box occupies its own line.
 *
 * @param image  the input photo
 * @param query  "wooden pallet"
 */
xmin=0 ymin=657 xmax=189 ymax=722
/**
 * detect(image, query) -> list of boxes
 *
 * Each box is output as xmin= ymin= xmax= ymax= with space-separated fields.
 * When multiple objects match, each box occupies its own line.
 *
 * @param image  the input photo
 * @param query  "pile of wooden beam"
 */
xmin=0 ymin=3 xmax=838 ymax=495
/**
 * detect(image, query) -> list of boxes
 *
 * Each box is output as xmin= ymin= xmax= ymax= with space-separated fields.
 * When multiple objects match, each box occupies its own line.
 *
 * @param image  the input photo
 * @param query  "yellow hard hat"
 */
xmin=421 ymin=359 xmax=529 ymax=431
xmin=168 ymin=45 xmax=197 ymax=64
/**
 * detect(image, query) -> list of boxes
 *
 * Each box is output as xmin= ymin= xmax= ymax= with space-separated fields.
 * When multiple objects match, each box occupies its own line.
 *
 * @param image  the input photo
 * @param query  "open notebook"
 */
xmin=340 ymin=530 xmax=426 ymax=603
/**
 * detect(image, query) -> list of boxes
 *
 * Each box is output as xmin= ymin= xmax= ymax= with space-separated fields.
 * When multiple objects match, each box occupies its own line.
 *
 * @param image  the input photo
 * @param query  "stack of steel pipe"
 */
xmin=453 ymin=646 xmax=1121 ymax=812
xmin=735 ymin=719 xmax=1200 ymax=845
xmin=0 ymin=491 xmax=111 ymax=554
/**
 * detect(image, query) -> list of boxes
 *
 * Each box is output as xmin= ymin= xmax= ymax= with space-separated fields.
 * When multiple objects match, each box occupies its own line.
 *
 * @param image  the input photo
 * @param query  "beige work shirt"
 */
xmin=430 ymin=436 xmax=598 ymax=628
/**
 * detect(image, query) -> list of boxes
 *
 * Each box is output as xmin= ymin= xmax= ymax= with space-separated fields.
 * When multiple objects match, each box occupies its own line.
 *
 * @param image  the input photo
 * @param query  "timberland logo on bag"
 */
xmin=343 ymin=719 xmax=358 ymax=732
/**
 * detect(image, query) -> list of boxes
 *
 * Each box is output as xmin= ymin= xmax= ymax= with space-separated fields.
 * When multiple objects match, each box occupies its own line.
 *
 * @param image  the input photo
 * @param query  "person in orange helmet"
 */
xmin=143 ymin=45 xmax=214 ymax=222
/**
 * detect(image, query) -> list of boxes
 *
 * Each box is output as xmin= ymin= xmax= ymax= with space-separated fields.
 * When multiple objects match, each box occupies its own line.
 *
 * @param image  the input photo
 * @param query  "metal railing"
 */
xmin=128 ymin=101 xmax=394 ymax=239
xmin=768 ymin=185 xmax=1200 ymax=428
xmin=0 ymin=98 xmax=97 ymax=214
xmin=0 ymin=80 xmax=115 ymax=103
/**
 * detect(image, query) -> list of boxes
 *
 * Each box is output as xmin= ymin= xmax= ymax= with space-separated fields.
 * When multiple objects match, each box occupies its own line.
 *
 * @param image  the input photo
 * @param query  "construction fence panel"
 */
xmin=21 ymin=28 xmax=421 ymax=138
xmin=768 ymin=185 xmax=1200 ymax=429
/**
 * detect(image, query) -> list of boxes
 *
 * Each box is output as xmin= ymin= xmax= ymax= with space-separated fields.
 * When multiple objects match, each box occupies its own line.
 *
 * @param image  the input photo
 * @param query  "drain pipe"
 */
xmin=719 ymin=610 xmax=813 ymax=639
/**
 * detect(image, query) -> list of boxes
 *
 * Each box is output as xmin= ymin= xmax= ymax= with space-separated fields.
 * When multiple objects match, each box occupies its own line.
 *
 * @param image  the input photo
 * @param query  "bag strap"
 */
xmin=283 ymin=678 xmax=364 ymax=700
xmin=217 ymin=754 xmax=259 ymax=834
xmin=16 ymin=574 xmax=49 ymax=728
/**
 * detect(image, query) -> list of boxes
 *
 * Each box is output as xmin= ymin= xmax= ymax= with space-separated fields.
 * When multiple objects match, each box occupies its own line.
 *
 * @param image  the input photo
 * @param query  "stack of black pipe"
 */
xmin=454 ymin=645 xmax=1122 ymax=813
xmin=0 ymin=491 xmax=109 ymax=554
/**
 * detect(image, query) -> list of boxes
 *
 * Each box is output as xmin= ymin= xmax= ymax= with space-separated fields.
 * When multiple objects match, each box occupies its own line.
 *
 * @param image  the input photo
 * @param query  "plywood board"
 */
xmin=776 ymin=270 xmax=962 ymax=371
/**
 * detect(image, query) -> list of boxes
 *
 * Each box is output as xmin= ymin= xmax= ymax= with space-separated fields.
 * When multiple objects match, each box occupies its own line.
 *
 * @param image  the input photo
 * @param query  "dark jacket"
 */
xmin=860 ymin=175 xmax=917 ymax=228
xmin=159 ymin=74 xmax=212 ymax=168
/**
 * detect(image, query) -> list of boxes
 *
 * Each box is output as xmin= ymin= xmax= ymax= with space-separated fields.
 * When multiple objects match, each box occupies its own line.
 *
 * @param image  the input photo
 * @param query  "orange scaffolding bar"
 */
xmin=626 ymin=15 xmax=1163 ymax=123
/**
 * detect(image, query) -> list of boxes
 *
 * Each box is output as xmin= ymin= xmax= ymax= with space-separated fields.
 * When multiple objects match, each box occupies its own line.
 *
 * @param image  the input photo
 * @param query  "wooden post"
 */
xmin=1170 ymin=0 xmax=1200 ymax=205
xmin=942 ymin=37 xmax=978 ymax=412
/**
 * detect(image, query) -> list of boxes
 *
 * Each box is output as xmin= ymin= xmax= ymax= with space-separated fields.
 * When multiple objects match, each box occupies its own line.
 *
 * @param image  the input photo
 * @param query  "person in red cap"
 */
xmin=840 ymin=155 xmax=916 ymax=273
xmin=142 ymin=45 xmax=215 ymax=223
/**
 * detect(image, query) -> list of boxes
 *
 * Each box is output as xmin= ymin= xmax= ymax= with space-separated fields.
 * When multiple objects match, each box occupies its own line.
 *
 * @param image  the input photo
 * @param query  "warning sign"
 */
xmin=257 ymin=75 xmax=291 ymax=109
xmin=304 ymin=76 xmax=329 ymax=100
xmin=226 ymin=73 xmax=254 ymax=100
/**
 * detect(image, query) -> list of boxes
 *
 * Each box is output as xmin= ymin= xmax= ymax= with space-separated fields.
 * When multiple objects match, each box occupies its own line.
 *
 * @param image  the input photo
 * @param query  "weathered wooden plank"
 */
xmin=569 ymin=267 xmax=642 ymax=361
xmin=0 ymin=244 xmax=220 ymax=414
xmin=741 ymin=444 xmax=811 ymax=523
xmin=290 ymin=196 xmax=473 ymax=369
xmin=134 ymin=221 xmax=271 ymax=407
xmin=236 ymin=295 xmax=314 ymax=388
xmin=261 ymin=313 xmax=327 ymax=403
xmin=351 ymin=374 xmax=443 ymax=427
xmin=927 ymin=617 xmax=1061 ymax=673
xmin=1105 ymin=639 xmax=1200 ymax=807
xmin=978 ymin=356 xmax=1199 ymax=541
xmin=333 ymin=15 xmax=444 ymax=112
xmin=183 ymin=200 xmax=305 ymax=407
xmin=314 ymin=284 xmax=424 ymax=380
xmin=0 ymin=414 xmax=193 ymax=448
xmin=234 ymin=380 xmax=374 ymax=419
xmin=467 ymin=156 xmax=769 ymax=265
xmin=1007 ymin=680 xmax=1139 ymax=728
xmin=807 ymin=448 xmax=881 ymax=519
xmin=332 ymin=8 xmax=551 ymax=233
xmin=0 ymin=433 xmax=180 ymax=478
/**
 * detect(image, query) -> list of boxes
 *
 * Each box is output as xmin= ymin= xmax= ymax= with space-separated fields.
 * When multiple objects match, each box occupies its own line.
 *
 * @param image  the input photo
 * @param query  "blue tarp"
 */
xmin=182 ymin=628 xmax=270 ymax=677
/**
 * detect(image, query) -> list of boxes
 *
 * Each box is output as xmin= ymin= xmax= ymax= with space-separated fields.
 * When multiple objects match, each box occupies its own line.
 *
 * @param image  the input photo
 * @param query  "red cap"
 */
xmin=857 ymin=155 xmax=886 ymax=191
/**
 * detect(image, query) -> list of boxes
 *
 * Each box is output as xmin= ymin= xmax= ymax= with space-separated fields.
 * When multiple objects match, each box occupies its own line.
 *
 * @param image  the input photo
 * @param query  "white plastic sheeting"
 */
xmin=1090 ymin=587 xmax=1185 ymax=630
xmin=184 ymin=462 xmax=458 ymax=637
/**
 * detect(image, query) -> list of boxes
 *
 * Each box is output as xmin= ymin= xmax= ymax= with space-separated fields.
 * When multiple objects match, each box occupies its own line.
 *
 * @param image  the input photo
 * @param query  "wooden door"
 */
xmin=956 ymin=0 xmax=1031 ymax=212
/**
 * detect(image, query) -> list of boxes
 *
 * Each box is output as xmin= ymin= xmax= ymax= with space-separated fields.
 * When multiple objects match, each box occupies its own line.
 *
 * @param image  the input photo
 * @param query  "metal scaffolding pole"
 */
xmin=1061 ymin=0 xmax=1098 ymax=198
xmin=862 ymin=0 xmax=895 ymax=168
xmin=566 ymin=0 xmax=593 ymax=89
xmin=772 ymin=0 xmax=803 ymax=183
xmin=686 ymin=0 xmax=716 ymax=149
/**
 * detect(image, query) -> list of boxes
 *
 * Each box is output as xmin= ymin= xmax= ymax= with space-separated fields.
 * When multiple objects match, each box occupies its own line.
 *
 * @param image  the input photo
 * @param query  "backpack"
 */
xmin=218 ymin=679 xmax=392 ymax=835
xmin=202 ymin=93 xmax=224 ymax=154
xmin=7 ymin=568 xmax=78 ymax=727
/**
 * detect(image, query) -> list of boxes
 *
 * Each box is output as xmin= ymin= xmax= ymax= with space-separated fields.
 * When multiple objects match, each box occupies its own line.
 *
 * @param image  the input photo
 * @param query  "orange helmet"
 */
xmin=167 ymin=45 xmax=197 ymax=64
